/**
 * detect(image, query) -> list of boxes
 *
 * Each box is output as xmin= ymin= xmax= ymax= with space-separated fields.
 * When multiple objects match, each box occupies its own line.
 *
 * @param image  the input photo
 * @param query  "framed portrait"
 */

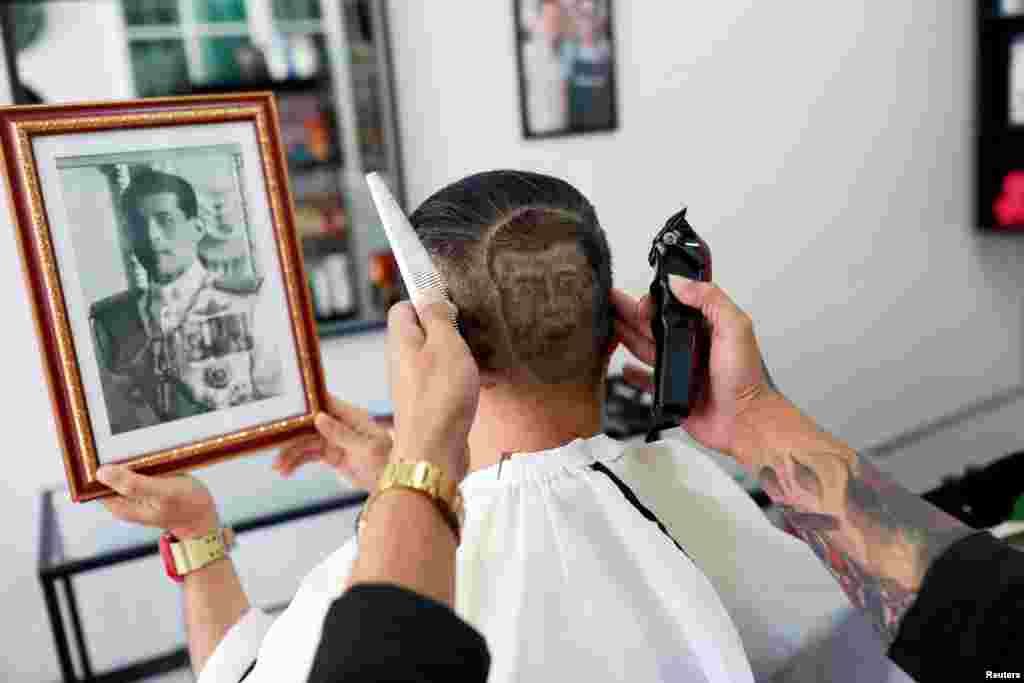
xmin=514 ymin=0 xmax=619 ymax=139
xmin=0 ymin=93 xmax=327 ymax=502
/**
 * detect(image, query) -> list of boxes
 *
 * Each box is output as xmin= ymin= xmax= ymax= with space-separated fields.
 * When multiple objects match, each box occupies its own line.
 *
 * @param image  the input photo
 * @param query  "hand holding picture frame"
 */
xmin=0 ymin=93 xmax=328 ymax=502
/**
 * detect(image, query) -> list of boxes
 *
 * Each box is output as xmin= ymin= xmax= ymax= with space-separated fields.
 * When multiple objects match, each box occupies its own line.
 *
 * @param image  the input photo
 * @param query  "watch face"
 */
xmin=159 ymin=534 xmax=184 ymax=583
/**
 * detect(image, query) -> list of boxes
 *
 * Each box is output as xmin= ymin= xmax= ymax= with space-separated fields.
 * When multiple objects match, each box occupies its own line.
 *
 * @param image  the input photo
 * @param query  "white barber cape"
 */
xmin=201 ymin=432 xmax=911 ymax=683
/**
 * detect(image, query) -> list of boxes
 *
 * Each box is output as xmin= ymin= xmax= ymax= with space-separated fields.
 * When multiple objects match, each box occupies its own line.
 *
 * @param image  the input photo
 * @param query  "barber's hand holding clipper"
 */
xmin=612 ymin=276 xmax=776 ymax=465
xmin=611 ymin=210 xmax=778 ymax=470
xmin=611 ymin=214 xmax=1005 ymax=680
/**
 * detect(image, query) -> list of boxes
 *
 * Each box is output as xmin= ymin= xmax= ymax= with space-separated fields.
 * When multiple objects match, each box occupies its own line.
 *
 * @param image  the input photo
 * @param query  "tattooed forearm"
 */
xmin=758 ymin=450 xmax=974 ymax=644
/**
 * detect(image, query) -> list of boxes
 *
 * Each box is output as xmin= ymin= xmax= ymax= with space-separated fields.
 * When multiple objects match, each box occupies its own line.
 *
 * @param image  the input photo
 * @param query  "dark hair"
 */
xmin=410 ymin=170 xmax=613 ymax=385
xmin=121 ymin=170 xmax=198 ymax=225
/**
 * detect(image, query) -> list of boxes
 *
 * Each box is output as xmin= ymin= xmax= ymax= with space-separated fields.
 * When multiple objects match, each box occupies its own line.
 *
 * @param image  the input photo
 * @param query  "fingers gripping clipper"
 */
xmin=647 ymin=208 xmax=712 ymax=439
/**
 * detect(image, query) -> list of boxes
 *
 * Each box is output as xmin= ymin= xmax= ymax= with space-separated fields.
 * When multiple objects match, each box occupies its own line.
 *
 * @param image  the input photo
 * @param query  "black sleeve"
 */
xmin=888 ymin=531 xmax=1023 ymax=680
xmin=307 ymin=583 xmax=490 ymax=683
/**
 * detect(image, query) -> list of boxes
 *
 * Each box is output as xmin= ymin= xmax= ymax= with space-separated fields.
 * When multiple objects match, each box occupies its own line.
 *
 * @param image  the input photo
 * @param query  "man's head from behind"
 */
xmin=410 ymin=170 xmax=613 ymax=388
xmin=122 ymin=170 xmax=201 ymax=284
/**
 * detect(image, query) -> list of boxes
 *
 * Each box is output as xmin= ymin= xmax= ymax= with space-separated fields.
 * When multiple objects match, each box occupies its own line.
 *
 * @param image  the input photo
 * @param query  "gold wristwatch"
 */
xmin=160 ymin=528 xmax=235 ymax=583
xmin=359 ymin=460 xmax=464 ymax=543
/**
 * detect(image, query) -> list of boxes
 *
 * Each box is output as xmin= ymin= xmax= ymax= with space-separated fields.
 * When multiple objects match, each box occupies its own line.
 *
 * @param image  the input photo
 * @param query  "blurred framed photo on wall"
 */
xmin=514 ymin=0 xmax=619 ymax=139
xmin=0 ymin=93 xmax=327 ymax=502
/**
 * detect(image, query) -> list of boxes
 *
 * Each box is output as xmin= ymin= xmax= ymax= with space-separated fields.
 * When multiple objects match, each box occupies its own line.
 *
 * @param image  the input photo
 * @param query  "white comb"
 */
xmin=365 ymin=173 xmax=457 ymax=326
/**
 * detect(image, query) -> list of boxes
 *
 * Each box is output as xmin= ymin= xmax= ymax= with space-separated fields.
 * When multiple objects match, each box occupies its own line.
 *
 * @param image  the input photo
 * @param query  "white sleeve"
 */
xmin=197 ymin=608 xmax=275 ymax=683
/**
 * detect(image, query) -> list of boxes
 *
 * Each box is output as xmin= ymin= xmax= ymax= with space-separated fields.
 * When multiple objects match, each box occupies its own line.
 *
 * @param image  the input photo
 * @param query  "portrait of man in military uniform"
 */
xmin=89 ymin=168 xmax=283 ymax=435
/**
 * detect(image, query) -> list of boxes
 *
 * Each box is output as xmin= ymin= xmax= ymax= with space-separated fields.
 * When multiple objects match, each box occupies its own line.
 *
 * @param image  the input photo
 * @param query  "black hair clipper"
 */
xmin=647 ymin=208 xmax=711 ymax=439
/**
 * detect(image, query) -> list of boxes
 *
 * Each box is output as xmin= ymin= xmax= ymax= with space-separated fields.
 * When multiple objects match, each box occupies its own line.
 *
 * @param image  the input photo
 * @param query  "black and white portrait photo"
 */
xmin=26 ymin=116 xmax=311 ymax=468
xmin=1 ymin=94 xmax=325 ymax=499
xmin=57 ymin=146 xmax=282 ymax=438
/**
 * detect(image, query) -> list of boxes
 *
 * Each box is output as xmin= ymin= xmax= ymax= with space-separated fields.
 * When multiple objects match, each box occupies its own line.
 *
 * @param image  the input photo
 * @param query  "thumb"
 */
xmin=417 ymin=299 xmax=460 ymax=340
xmin=97 ymin=465 xmax=165 ymax=500
xmin=668 ymin=274 xmax=752 ymax=340
xmin=315 ymin=412 xmax=363 ymax=450
xmin=387 ymin=301 xmax=426 ymax=353
xmin=326 ymin=395 xmax=374 ymax=429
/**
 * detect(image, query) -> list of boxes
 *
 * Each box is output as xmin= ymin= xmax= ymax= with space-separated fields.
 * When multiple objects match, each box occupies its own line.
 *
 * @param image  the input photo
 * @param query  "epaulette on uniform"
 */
xmin=212 ymin=276 xmax=264 ymax=296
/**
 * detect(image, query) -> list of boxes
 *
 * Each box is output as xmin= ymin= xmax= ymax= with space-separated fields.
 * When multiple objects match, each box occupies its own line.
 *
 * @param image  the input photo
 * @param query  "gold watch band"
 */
xmin=170 ymin=528 xmax=235 ymax=574
xmin=359 ymin=461 xmax=464 ymax=543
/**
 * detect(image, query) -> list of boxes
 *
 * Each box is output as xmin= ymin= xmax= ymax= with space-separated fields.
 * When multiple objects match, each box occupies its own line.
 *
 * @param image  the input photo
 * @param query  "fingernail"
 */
xmin=96 ymin=466 xmax=112 ymax=483
xmin=668 ymin=274 xmax=693 ymax=288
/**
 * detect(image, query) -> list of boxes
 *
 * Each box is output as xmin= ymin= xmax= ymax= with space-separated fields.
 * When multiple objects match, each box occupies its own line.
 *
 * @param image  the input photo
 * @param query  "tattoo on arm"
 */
xmin=757 ymin=450 xmax=974 ymax=645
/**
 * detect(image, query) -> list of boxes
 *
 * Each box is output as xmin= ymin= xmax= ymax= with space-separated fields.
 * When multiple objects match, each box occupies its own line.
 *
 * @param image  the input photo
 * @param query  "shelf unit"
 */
xmin=3 ymin=0 xmax=407 ymax=338
xmin=977 ymin=2 xmax=1024 ymax=230
xmin=182 ymin=1 xmax=406 ymax=337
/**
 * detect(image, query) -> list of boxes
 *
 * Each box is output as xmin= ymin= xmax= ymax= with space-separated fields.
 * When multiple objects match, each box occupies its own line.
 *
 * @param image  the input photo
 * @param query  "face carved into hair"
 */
xmin=411 ymin=170 xmax=614 ymax=387
xmin=490 ymin=240 xmax=594 ymax=383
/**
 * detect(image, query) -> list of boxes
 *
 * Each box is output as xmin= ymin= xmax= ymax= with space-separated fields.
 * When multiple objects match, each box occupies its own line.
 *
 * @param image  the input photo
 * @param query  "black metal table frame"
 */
xmin=38 ymin=488 xmax=367 ymax=683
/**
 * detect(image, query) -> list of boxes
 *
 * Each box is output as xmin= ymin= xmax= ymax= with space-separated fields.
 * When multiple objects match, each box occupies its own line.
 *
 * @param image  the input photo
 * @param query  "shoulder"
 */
xmin=89 ymin=289 xmax=140 ymax=322
xmin=616 ymin=431 xmax=760 ymax=511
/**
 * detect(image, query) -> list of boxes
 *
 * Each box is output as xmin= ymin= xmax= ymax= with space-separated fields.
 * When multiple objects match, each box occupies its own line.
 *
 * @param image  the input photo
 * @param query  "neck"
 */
xmin=150 ymin=259 xmax=197 ymax=287
xmin=467 ymin=379 xmax=604 ymax=473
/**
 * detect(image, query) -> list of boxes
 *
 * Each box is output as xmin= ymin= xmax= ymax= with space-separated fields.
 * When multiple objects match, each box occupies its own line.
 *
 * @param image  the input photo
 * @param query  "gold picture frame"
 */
xmin=0 ymin=93 xmax=327 ymax=502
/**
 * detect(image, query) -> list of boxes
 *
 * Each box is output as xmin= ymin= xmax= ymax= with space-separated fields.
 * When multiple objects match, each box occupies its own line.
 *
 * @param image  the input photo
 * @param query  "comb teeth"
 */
xmin=409 ymin=271 xmax=457 ymax=328
xmin=412 ymin=270 xmax=447 ymax=293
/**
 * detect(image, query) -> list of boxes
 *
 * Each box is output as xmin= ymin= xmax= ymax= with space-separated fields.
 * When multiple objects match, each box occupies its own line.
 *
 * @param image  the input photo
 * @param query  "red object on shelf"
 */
xmin=369 ymin=250 xmax=401 ymax=309
xmin=323 ymin=206 xmax=346 ymax=236
xmin=992 ymin=171 xmax=1024 ymax=229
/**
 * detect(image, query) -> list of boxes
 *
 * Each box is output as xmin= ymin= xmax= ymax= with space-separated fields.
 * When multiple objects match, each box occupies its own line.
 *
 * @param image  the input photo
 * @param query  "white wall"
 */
xmin=18 ymin=0 xmax=133 ymax=102
xmin=386 ymin=1 xmax=1024 ymax=451
xmin=3 ymin=1 xmax=1023 ymax=679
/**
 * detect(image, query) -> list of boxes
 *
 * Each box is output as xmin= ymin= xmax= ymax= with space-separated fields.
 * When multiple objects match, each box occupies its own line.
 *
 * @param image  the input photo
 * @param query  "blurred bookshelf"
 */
xmin=175 ymin=0 xmax=406 ymax=337
xmin=2 ymin=0 xmax=406 ymax=338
